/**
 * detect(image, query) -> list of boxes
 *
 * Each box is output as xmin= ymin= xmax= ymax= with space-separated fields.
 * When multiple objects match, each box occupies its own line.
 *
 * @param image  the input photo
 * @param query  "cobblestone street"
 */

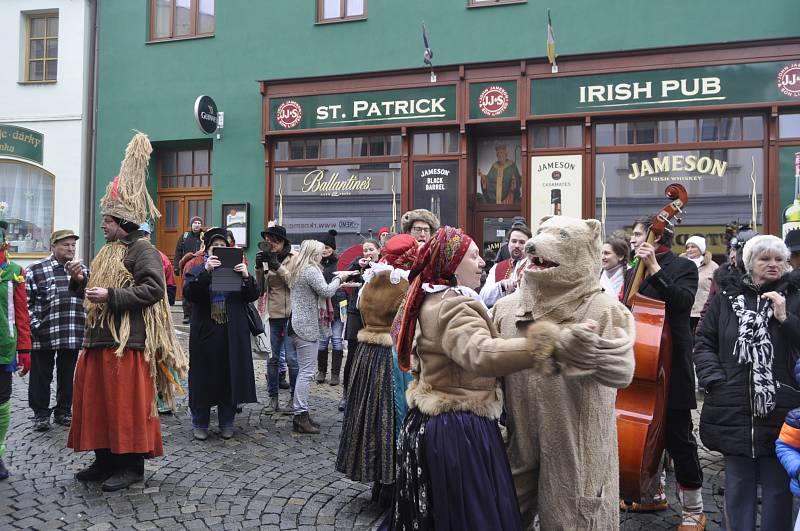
xmin=0 ymin=308 xmax=745 ymax=530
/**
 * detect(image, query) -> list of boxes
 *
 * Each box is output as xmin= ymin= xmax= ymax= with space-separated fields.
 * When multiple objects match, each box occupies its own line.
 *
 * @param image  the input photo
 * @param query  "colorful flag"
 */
xmin=546 ymin=10 xmax=557 ymax=66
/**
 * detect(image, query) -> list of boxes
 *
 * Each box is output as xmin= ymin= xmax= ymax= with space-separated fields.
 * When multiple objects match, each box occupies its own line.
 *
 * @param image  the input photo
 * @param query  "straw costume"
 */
xmin=0 ymin=219 xmax=32 ymax=480
xmin=68 ymin=132 xmax=187 ymax=492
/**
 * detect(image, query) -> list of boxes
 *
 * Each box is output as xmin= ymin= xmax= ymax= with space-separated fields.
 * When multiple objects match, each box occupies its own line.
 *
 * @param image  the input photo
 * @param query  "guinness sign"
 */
xmin=194 ymin=95 xmax=219 ymax=134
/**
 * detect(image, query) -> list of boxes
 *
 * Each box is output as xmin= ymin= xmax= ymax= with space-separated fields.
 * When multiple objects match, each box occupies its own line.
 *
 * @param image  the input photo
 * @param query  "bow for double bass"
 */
xmin=616 ymin=183 xmax=687 ymax=502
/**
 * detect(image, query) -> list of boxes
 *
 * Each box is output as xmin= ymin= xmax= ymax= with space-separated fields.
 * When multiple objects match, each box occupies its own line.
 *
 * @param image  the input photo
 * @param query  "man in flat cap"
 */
xmin=25 ymin=230 xmax=88 ymax=431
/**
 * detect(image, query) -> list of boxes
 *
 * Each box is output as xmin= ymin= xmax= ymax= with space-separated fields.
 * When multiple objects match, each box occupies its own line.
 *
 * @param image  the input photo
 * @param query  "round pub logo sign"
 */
xmin=276 ymin=100 xmax=303 ymax=128
xmin=478 ymin=86 xmax=510 ymax=117
xmin=777 ymin=63 xmax=800 ymax=98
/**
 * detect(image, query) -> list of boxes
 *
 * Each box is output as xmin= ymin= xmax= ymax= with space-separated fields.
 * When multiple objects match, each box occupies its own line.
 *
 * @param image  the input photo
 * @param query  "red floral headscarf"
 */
xmin=391 ymin=226 xmax=473 ymax=371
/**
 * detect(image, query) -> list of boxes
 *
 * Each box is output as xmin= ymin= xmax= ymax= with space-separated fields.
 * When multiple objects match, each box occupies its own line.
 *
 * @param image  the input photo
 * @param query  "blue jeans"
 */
xmin=268 ymin=318 xmax=298 ymax=397
xmin=191 ymin=404 xmax=236 ymax=429
xmin=724 ymin=455 xmax=794 ymax=531
xmin=319 ymin=318 xmax=344 ymax=351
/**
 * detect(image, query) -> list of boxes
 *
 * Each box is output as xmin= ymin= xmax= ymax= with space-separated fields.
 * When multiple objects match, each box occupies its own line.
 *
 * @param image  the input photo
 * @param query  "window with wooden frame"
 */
xmin=468 ymin=0 xmax=526 ymax=7
xmin=157 ymin=148 xmax=212 ymax=189
xmin=150 ymin=0 xmax=214 ymax=41
xmin=25 ymin=13 xmax=58 ymax=82
xmin=317 ymin=0 xmax=366 ymax=23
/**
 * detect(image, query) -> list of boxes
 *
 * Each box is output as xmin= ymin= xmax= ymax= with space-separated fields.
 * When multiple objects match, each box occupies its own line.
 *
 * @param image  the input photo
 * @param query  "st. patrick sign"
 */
xmin=531 ymin=60 xmax=800 ymax=115
xmin=269 ymin=85 xmax=457 ymax=130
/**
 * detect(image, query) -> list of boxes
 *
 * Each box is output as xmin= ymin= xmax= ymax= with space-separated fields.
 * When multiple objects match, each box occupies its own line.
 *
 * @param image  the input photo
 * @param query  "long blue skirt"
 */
xmin=382 ymin=408 xmax=523 ymax=531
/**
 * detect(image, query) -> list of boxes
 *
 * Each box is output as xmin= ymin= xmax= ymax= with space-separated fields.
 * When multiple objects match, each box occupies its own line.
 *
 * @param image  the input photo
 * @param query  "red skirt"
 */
xmin=68 ymin=347 xmax=163 ymax=457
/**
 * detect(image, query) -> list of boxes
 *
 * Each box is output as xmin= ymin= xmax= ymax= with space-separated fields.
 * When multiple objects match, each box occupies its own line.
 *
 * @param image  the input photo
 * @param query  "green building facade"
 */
xmin=93 ymin=0 xmax=800 ymax=269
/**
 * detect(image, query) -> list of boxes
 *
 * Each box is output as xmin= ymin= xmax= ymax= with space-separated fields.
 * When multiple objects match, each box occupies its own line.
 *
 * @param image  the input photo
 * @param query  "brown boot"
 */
xmin=292 ymin=412 xmax=319 ymax=434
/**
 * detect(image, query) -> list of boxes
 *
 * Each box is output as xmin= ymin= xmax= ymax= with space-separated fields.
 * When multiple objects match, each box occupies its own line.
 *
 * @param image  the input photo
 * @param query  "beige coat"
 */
xmin=492 ymin=216 xmax=636 ymax=531
xmin=680 ymin=251 xmax=719 ymax=318
xmin=406 ymin=288 xmax=557 ymax=420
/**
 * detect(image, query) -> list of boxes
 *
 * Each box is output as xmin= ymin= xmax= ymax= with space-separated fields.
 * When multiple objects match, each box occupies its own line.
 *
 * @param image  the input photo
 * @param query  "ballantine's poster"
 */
xmin=530 ymin=154 xmax=583 ymax=229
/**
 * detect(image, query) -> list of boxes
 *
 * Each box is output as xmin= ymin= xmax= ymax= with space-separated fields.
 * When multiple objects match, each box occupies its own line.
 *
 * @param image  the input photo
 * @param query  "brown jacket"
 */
xmin=406 ymin=288 xmax=556 ymax=420
xmin=356 ymin=271 xmax=408 ymax=347
xmin=258 ymin=253 xmax=294 ymax=319
xmin=70 ymin=230 xmax=166 ymax=350
xmin=680 ymin=250 xmax=719 ymax=318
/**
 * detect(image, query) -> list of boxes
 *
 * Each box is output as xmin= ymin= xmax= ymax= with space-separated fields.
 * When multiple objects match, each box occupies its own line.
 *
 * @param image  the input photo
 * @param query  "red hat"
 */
xmin=378 ymin=227 xmax=390 ymax=237
xmin=380 ymin=234 xmax=418 ymax=270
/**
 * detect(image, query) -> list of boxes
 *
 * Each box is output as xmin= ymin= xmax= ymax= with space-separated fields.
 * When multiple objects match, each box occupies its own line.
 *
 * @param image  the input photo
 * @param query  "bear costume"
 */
xmin=492 ymin=216 xmax=636 ymax=530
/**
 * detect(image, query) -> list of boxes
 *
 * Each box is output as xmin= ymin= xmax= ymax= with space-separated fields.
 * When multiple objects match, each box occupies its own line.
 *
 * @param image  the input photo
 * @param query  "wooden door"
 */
xmin=156 ymin=192 xmax=211 ymax=300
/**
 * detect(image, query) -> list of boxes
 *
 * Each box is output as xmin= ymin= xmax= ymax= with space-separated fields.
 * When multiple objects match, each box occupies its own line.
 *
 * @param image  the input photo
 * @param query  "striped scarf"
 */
xmin=730 ymin=290 xmax=775 ymax=417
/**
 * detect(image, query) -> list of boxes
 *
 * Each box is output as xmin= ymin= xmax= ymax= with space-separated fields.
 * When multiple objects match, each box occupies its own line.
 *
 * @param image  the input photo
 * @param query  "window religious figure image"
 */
xmin=476 ymin=137 xmax=522 ymax=205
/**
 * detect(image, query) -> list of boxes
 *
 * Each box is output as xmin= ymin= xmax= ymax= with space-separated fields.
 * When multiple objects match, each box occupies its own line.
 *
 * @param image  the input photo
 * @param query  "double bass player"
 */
xmin=620 ymin=216 xmax=705 ymax=530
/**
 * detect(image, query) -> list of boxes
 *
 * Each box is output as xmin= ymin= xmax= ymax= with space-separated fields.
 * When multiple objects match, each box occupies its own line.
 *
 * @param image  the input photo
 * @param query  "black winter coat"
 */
xmin=320 ymin=255 xmax=347 ymax=316
xmin=173 ymin=230 xmax=202 ymax=273
xmin=694 ymin=271 xmax=800 ymax=458
xmin=627 ymin=251 xmax=699 ymax=409
xmin=183 ymin=263 xmax=260 ymax=409
xmin=344 ymin=257 xmax=366 ymax=341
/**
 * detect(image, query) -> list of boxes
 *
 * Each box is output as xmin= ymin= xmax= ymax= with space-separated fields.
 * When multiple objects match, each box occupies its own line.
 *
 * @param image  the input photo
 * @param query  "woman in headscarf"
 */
xmin=694 ymin=235 xmax=800 ymax=530
xmin=183 ymin=228 xmax=259 ymax=441
xmin=382 ymin=226 xmax=587 ymax=531
xmin=335 ymin=234 xmax=419 ymax=507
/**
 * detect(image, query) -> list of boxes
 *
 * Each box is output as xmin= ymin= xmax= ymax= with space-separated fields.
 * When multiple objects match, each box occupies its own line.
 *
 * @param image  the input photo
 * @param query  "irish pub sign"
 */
xmin=532 ymin=60 xmax=800 ymax=115
xmin=270 ymin=85 xmax=457 ymax=130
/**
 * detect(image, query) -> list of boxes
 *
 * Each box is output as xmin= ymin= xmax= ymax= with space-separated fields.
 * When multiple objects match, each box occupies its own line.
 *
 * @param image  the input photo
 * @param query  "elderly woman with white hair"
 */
xmin=694 ymin=235 xmax=800 ymax=531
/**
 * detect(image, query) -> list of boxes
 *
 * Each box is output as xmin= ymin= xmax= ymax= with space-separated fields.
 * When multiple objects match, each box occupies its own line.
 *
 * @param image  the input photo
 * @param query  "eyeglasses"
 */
xmin=410 ymin=226 xmax=431 ymax=234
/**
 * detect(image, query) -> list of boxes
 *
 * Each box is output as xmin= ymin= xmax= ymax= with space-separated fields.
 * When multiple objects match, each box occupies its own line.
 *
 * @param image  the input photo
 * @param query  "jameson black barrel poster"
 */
xmin=413 ymin=161 xmax=459 ymax=228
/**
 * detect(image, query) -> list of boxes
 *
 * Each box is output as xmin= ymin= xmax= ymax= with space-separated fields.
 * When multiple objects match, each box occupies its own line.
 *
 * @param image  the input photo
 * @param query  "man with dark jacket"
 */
xmin=174 ymin=216 xmax=203 ymax=324
xmin=621 ymin=217 xmax=705 ymax=529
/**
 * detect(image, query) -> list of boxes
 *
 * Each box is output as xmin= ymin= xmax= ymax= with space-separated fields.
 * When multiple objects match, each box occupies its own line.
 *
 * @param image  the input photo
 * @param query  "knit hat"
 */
xmin=320 ymin=229 xmax=337 ymax=250
xmin=380 ymin=234 xmax=419 ymax=270
xmin=99 ymin=132 xmax=160 ymax=226
xmin=190 ymin=216 xmax=202 ymax=225
xmin=686 ymin=235 xmax=706 ymax=254
xmin=400 ymin=209 xmax=440 ymax=234
xmin=511 ymin=216 xmax=527 ymax=227
xmin=378 ymin=227 xmax=390 ymax=237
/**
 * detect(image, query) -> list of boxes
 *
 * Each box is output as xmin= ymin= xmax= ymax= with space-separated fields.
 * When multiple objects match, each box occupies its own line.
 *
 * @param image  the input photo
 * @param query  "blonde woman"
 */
xmin=287 ymin=240 xmax=356 ymax=434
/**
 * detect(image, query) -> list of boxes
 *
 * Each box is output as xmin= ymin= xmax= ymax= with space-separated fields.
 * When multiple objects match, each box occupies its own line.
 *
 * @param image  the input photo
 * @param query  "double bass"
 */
xmin=616 ymin=183 xmax=688 ymax=502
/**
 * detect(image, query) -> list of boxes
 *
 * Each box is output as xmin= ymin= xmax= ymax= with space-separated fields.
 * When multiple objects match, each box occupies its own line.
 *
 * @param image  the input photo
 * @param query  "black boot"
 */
xmin=101 ymin=454 xmax=144 ymax=492
xmin=315 ymin=349 xmax=328 ymax=383
xmin=75 ymin=449 xmax=114 ymax=482
xmin=329 ymin=349 xmax=343 ymax=386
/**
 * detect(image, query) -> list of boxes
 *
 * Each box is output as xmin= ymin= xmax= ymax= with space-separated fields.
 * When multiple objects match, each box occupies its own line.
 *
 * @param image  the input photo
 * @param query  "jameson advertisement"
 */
xmin=413 ymin=160 xmax=459 ymax=228
xmin=530 ymin=154 xmax=583 ymax=228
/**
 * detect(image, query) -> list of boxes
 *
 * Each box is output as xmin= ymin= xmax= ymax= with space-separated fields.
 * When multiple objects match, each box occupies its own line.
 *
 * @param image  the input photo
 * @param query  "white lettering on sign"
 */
xmin=578 ymin=77 xmax=725 ymax=108
xmin=301 ymin=169 xmax=372 ymax=196
xmin=628 ymin=155 xmax=728 ymax=180
xmin=315 ymin=97 xmax=448 ymax=124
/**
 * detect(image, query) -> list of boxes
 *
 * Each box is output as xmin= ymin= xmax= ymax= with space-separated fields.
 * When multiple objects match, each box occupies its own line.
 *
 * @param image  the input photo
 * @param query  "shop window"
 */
xmin=595 ymin=148 xmax=764 ymax=260
xmin=25 ymin=12 xmax=58 ymax=82
xmin=318 ymin=0 xmax=366 ymax=22
xmin=150 ymin=0 xmax=214 ymax=41
xmin=0 ymin=161 xmax=54 ymax=255
xmin=597 ymin=115 xmax=763 ymax=147
xmin=531 ymin=124 xmax=581 ymax=149
xmin=476 ymin=135 xmax=522 ymax=205
xmin=276 ymin=134 xmax=401 ymax=161
xmin=780 ymin=114 xmax=800 ymax=139
xmin=412 ymin=131 xmax=459 ymax=155
xmin=158 ymin=148 xmax=212 ymax=189
xmin=273 ymin=162 xmax=401 ymax=249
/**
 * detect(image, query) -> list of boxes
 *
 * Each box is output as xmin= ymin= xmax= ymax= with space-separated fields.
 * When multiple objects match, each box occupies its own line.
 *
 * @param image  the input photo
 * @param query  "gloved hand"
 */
xmin=265 ymin=253 xmax=281 ymax=271
xmin=17 ymin=352 xmax=31 ymax=376
xmin=254 ymin=251 xmax=266 ymax=270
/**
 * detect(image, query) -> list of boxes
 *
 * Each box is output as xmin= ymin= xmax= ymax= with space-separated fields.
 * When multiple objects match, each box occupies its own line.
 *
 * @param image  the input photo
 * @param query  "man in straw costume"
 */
xmin=67 ymin=132 xmax=187 ymax=492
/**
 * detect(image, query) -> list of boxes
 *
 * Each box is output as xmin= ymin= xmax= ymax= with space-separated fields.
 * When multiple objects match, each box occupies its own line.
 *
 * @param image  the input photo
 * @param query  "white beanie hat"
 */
xmin=686 ymin=235 xmax=706 ymax=255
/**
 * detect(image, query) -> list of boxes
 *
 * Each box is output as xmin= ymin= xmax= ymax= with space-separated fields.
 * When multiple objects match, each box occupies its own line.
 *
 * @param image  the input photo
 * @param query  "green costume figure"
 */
xmin=0 ymin=219 xmax=33 ymax=480
xmin=479 ymin=144 xmax=521 ymax=204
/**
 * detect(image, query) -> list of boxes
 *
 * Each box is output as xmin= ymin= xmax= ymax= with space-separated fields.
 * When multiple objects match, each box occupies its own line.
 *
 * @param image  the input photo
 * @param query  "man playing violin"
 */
xmin=621 ymin=217 xmax=705 ymax=530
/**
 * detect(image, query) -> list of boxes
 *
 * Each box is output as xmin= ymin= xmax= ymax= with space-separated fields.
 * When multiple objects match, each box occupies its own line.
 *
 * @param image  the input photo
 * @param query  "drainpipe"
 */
xmin=82 ymin=0 xmax=99 ymax=263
